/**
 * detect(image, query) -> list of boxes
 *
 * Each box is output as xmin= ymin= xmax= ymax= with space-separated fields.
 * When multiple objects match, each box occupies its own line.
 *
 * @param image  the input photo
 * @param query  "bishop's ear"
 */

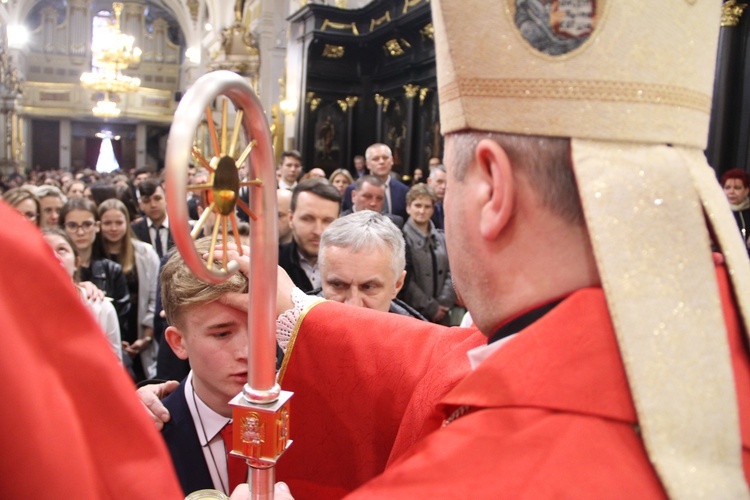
xmin=475 ymin=139 xmax=515 ymax=241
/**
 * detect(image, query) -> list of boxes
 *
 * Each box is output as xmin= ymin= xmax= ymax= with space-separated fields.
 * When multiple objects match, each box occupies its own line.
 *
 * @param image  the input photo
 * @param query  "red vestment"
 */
xmin=0 ymin=203 xmax=183 ymax=499
xmin=278 ymin=267 xmax=750 ymax=498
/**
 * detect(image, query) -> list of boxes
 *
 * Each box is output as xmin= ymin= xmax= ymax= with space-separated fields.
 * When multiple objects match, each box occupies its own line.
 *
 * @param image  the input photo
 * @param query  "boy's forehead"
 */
xmin=180 ymin=300 xmax=245 ymax=332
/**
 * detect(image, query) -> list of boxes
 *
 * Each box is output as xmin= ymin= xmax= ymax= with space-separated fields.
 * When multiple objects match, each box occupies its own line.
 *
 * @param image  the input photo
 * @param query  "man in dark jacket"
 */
xmin=278 ymin=179 xmax=341 ymax=291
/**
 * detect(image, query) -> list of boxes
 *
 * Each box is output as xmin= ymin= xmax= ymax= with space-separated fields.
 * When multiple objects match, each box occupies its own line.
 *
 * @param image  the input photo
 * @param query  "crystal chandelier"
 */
xmin=92 ymin=96 xmax=121 ymax=119
xmin=81 ymin=2 xmax=141 ymax=117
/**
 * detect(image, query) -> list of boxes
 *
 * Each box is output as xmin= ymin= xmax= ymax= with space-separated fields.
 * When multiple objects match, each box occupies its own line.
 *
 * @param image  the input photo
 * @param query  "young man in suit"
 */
xmin=132 ymin=179 xmax=174 ymax=258
xmin=159 ymin=236 xmax=250 ymax=497
xmin=278 ymin=178 xmax=341 ymax=292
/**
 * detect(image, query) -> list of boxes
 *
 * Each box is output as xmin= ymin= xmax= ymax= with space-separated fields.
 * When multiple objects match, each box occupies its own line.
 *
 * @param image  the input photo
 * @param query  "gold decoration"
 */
xmin=186 ymin=0 xmax=199 ymax=21
xmin=721 ymin=0 xmax=747 ymax=27
xmin=345 ymin=96 xmax=359 ymax=107
xmin=419 ymin=87 xmax=429 ymax=105
xmin=209 ymin=22 xmax=260 ymax=76
xmin=322 ymin=44 xmax=345 ymax=58
xmin=403 ymin=0 xmax=426 ymax=14
xmin=306 ymin=91 xmax=316 ymax=103
xmin=404 ymin=84 xmax=420 ymax=98
xmin=420 ymin=23 xmax=434 ymax=40
xmin=335 ymin=0 xmax=348 ymax=7
xmin=384 ymin=39 xmax=409 ymax=56
xmin=309 ymin=97 xmax=321 ymax=111
xmin=383 ymin=98 xmax=391 ymax=112
xmin=321 ymin=19 xmax=359 ymax=35
xmin=370 ymin=12 xmax=391 ymax=31
xmin=374 ymin=93 xmax=385 ymax=106
xmin=337 ymin=99 xmax=348 ymax=111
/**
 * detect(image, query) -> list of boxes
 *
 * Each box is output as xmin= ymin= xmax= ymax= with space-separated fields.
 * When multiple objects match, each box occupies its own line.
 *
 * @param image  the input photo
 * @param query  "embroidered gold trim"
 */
xmin=441 ymin=78 xmax=711 ymax=113
xmin=277 ymin=300 xmax=326 ymax=383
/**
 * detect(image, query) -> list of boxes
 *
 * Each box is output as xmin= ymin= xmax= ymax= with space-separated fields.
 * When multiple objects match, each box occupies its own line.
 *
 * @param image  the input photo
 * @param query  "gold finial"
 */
xmin=374 ymin=94 xmax=385 ymax=106
xmin=404 ymin=84 xmax=420 ymax=99
xmin=419 ymin=87 xmax=429 ymax=105
xmin=722 ymin=0 xmax=747 ymax=27
xmin=345 ymin=96 xmax=358 ymax=107
xmin=322 ymin=44 xmax=345 ymax=58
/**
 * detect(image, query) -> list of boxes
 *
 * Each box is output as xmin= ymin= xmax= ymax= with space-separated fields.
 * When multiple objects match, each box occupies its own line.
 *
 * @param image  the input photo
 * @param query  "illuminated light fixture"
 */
xmin=81 ymin=2 xmax=141 ymax=117
xmin=279 ymin=97 xmax=298 ymax=116
xmin=92 ymin=96 xmax=121 ymax=119
xmin=205 ymin=22 xmax=212 ymax=31
xmin=8 ymin=25 xmax=29 ymax=49
xmin=80 ymin=71 xmax=141 ymax=93
xmin=185 ymin=47 xmax=201 ymax=64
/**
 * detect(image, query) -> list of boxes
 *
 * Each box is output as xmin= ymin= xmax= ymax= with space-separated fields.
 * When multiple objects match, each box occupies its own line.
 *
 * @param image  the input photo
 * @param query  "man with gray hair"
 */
xmin=35 ymin=185 xmax=67 ymax=229
xmin=317 ymin=211 xmax=421 ymax=317
xmin=342 ymin=175 xmax=404 ymax=229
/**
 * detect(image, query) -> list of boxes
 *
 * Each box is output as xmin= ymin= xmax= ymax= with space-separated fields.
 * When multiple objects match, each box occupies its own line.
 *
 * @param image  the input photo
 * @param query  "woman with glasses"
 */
xmin=59 ymin=198 xmax=131 ymax=345
xmin=3 ymin=187 xmax=40 ymax=226
xmin=97 ymin=198 xmax=160 ymax=380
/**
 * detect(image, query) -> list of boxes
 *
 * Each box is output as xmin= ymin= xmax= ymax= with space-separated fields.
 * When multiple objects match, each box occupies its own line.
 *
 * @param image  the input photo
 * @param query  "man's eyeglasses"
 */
xmin=64 ymin=221 xmax=96 ymax=232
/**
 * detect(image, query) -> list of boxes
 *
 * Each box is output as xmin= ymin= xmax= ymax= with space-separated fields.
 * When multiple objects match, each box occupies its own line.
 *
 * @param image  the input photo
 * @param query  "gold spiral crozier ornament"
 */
xmin=165 ymin=70 xmax=292 ymax=500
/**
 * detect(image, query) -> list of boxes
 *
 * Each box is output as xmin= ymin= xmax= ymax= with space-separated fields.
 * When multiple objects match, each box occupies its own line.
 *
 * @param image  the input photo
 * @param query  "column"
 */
xmin=136 ymin=123 xmax=147 ymax=168
xmin=402 ymin=84 xmax=419 ymax=174
xmin=706 ymin=0 xmax=747 ymax=173
xmin=60 ymin=119 xmax=72 ymax=170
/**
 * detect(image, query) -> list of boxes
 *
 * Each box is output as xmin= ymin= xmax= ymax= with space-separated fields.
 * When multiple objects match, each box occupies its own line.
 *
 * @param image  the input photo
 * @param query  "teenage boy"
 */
xmin=159 ymin=237 xmax=250 ymax=496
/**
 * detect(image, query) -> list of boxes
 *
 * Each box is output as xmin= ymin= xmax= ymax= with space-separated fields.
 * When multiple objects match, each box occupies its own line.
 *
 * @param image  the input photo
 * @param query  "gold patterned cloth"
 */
xmin=432 ymin=0 xmax=750 ymax=497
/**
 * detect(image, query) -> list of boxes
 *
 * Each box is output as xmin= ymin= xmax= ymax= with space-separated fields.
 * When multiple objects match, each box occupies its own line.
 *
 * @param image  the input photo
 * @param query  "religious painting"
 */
xmin=509 ymin=0 xmax=600 ymax=56
xmin=313 ymin=102 xmax=345 ymax=169
xmin=419 ymin=89 xmax=442 ymax=169
xmin=383 ymin=96 xmax=407 ymax=171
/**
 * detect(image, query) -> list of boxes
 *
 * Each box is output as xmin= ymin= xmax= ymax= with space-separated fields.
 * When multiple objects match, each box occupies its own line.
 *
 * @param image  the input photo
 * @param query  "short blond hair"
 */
xmin=161 ymin=236 xmax=248 ymax=328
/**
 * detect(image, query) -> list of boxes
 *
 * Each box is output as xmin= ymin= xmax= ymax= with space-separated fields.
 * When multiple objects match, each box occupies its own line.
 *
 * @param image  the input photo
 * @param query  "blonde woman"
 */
xmin=98 ymin=198 xmax=160 ymax=380
xmin=329 ymin=168 xmax=354 ymax=198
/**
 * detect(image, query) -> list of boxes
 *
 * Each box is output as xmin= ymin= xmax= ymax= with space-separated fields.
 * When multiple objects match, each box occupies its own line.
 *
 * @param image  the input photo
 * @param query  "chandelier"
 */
xmin=92 ymin=97 xmax=121 ymax=119
xmin=81 ymin=2 xmax=141 ymax=117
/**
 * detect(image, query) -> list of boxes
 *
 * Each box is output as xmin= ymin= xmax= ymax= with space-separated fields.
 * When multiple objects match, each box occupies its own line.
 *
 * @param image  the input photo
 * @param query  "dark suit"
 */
xmin=340 ymin=209 xmax=404 ymax=229
xmin=161 ymin=379 xmax=214 ymax=495
xmin=342 ymin=177 xmax=410 ymax=220
xmin=431 ymin=201 xmax=445 ymax=230
xmin=279 ymin=239 xmax=313 ymax=292
xmin=131 ymin=218 xmax=175 ymax=257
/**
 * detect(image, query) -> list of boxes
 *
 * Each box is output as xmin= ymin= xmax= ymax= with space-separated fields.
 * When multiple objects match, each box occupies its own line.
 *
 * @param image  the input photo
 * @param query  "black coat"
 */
xmin=278 ymin=239 xmax=314 ymax=292
xmin=161 ymin=379 xmax=214 ymax=495
xmin=80 ymin=258 xmax=131 ymax=340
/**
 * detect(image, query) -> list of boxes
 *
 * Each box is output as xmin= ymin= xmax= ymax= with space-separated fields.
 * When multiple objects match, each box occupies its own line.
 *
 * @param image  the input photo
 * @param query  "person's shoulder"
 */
xmin=162 ymin=378 xmax=189 ymax=413
xmin=391 ymin=178 xmax=409 ymax=190
xmin=133 ymin=239 xmax=159 ymax=260
xmin=390 ymin=298 xmax=427 ymax=320
xmin=131 ymin=217 xmax=147 ymax=229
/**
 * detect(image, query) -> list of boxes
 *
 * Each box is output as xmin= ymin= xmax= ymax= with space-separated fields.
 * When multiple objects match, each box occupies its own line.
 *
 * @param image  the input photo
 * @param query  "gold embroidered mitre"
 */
xmin=434 ymin=1 xmax=717 ymax=148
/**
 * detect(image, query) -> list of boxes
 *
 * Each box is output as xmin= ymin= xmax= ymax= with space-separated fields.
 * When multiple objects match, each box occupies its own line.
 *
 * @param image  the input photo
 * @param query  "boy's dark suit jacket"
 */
xmin=161 ymin=379 xmax=214 ymax=495
xmin=131 ymin=218 xmax=175 ymax=254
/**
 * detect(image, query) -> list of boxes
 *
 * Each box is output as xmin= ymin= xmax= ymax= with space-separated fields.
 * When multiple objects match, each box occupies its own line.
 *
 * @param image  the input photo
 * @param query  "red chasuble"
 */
xmin=276 ymin=305 xmax=484 ymax=497
xmin=0 ymin=203 xmax=183 ymax=499
xmin=278 ymin=266 xmax=750 ymax=499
